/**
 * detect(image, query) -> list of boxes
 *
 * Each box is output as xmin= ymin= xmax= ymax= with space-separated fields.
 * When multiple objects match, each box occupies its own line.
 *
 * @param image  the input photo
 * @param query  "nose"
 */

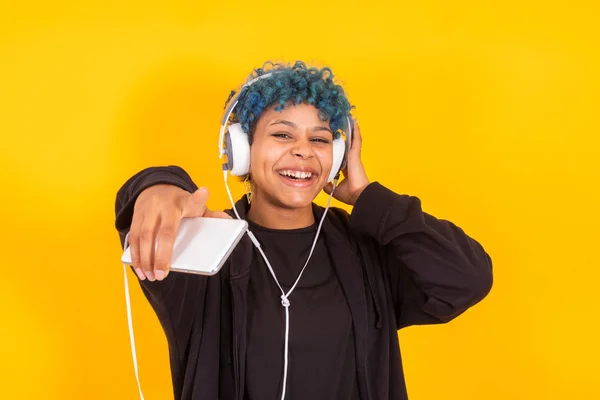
xmin=291 ymin=138 xmax=313 ymax=159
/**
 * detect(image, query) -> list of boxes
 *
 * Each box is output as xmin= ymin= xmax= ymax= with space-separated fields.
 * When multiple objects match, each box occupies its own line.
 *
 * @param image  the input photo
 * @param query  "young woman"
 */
xmin=115 ymin=61 xmax=493 ymax=400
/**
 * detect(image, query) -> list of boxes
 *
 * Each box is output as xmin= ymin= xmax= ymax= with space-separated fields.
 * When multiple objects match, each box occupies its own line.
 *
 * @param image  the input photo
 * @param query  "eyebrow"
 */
xmin=270 ymin=119 xmax=332 ymax=134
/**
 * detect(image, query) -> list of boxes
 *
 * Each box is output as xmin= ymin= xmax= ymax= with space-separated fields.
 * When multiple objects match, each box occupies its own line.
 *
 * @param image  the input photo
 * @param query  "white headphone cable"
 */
xmin=122 ymin=231 xmax=145 ymax=400
xmin=224 ymin=170 xmax=339 ymax=400
xmin=121 ymin=172 xmax=339 ymax=400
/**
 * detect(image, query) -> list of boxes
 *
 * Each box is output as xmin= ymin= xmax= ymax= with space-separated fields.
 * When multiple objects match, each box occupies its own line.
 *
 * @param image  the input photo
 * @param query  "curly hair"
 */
xmin=225 ymin=61 xmax=353 ymax=143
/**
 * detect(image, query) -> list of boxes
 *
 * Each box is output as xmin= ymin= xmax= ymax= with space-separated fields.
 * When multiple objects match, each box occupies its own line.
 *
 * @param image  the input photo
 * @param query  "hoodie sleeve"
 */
xmin=350 ymin=182 xmax=493 ymax=329
xmin=115 ymin=165 xmax=208 ymax=358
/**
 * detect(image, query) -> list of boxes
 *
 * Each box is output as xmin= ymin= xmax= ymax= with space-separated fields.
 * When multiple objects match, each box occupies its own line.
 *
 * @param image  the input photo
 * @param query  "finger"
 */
xmin=350 ymin=119 xmax=362 ymax=154
xmin=341 ymin=167 xmax=349 ymax=180
xmin=153 ymin=211 xmax=181 ymax=281
xmin=138 ymin=213 xmax=159 ymax=281
xmin=182 ymin=187 xmax=209 ymax=217
xmin=323 ymin=182 xmax=333 ymax=195
xmin=347 ymin=120 xmax=367 ymax=177
xmin=128 ymin=211 xmax=146 ymax=280
xmin=204 ymin=209 xmax=233 ymax=219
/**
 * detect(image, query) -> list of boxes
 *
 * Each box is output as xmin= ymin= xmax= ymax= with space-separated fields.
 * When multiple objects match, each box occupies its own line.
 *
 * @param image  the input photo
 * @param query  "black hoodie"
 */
xmin=115 ymin=165 xmax=493 ymax=400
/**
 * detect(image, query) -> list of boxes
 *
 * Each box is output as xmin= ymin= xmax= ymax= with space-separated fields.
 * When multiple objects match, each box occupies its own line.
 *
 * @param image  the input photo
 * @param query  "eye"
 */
xmin=271 ymin=132 xmax=291 ymax=139
xmin=311 ymin=137 xmax=331 ymax=144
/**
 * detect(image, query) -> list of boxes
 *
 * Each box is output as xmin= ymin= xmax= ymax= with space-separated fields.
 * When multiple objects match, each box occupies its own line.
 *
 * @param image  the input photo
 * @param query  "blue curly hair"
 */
xmin=225 ymin=61 xmax=353 ymax=142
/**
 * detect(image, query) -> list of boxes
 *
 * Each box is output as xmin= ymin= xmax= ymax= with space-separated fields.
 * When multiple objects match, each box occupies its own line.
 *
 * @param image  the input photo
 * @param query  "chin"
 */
xmin=276 ymin=191 xmax=317 ymax=210
xmin=267 ymin=173 xmax=324 ymax=208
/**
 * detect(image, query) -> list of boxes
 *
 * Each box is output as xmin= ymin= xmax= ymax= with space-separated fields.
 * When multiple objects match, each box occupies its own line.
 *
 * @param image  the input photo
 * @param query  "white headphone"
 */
xmin=218 ymin=72 xmax=353 ymax=182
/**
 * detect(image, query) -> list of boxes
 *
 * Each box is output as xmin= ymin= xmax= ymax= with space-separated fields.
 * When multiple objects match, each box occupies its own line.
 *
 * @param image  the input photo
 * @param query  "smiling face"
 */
xmin=248 ymin=102 xmax=335 ymax=210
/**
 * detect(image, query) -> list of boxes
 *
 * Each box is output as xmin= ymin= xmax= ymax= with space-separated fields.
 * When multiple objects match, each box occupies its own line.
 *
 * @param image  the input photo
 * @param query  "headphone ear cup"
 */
xmin=328 ymin=136 xmax=345 ymax=182
xmin=225 ymin=123 xmax=250 ymax=176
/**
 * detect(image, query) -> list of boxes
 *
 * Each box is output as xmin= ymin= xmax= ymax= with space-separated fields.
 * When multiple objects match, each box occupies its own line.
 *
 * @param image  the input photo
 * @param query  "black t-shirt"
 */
xmin=244 ymin=219 xmax=360 ymax=400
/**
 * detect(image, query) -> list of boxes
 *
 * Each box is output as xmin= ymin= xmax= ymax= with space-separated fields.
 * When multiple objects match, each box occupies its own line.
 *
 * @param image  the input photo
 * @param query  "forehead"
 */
xmin=258 ymin=103 xmax=329 ymax=125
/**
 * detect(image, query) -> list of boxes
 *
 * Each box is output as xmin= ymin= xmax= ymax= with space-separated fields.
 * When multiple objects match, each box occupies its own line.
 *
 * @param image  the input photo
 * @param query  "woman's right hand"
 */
xmin=128 ymin=185 xmax=231 ymax=281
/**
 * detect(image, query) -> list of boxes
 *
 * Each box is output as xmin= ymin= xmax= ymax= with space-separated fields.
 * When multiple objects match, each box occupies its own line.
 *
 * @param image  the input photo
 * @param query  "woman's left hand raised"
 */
xmin=323 ymin=119 xmax=370 ymax=206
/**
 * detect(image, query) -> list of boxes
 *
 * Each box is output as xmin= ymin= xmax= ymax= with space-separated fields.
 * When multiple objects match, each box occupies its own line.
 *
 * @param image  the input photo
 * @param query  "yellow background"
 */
xmin=1 ymin=1 xmax=598 ymax=399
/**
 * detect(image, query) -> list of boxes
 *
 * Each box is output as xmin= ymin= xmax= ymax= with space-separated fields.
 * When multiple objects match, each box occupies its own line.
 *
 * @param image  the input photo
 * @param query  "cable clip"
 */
xmin=281 ymin=295 xmax=290 ymax=308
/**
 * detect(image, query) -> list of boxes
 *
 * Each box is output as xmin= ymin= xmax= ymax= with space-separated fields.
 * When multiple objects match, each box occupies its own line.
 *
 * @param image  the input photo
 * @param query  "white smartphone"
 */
xmin=121 ymin=216 xmax=248 ymax=276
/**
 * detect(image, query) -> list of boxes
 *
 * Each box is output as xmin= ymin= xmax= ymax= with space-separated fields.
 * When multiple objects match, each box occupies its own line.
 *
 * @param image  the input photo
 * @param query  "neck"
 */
xmin=246 ymin=194 xmax=315 ymax=230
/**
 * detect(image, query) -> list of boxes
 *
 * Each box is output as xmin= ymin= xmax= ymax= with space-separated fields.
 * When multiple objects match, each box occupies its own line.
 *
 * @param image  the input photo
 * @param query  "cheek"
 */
xmin=316 ymin=148 xmax=334 ymax=170
xmin=249 ymin=144 xmax=282 ymax=176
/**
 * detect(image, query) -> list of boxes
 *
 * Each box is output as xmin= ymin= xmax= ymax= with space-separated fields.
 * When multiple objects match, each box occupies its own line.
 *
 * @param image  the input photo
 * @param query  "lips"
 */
xmin=278 ymin=169 xmax=313 ymax=180
xmin=276 ymin=168 xmax=318 ymax=187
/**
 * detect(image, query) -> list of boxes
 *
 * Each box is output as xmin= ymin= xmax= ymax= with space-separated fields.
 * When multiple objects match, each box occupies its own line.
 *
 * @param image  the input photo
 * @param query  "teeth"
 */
xmin=280 ymin=170 xmax=312 ymax=179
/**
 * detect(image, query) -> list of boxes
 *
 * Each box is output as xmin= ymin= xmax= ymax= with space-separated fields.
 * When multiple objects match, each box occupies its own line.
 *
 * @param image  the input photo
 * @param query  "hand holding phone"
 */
xmin=122 ymin=216 xmax=247 ymax=276
xmin=125 ymin=185 xmax=236 ymax=281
